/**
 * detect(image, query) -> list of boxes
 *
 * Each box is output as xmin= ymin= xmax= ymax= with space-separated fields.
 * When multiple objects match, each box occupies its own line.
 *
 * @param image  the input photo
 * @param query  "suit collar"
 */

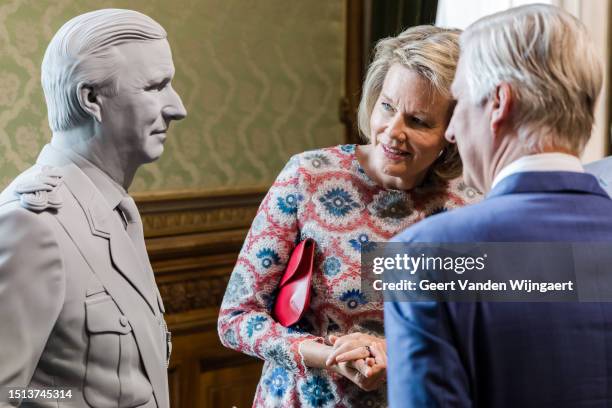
xmin=491 ymin=153 xmax=584 ymax=189
xmin=487 ymin=171 xmax=609 ymax=199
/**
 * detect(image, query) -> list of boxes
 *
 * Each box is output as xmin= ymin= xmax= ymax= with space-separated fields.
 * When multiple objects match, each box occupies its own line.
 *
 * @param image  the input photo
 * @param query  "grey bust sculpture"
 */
xmin=0 ymin=9 xmax=186 ymax=407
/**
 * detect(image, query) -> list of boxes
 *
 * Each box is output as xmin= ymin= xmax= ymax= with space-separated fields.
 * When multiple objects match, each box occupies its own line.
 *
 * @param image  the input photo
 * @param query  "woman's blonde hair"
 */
xmin=357 ymin=25 xmax=462 ymax=181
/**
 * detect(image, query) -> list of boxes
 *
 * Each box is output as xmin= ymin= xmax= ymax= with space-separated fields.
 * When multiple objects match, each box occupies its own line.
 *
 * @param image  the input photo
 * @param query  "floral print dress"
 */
xmin=218 ymin=145 xmax=479 ymax=408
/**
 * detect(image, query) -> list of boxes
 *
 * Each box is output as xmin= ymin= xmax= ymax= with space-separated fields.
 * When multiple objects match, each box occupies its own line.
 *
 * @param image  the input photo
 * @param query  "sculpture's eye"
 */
xmin=145 ymin=78 xmax=170 ymax=92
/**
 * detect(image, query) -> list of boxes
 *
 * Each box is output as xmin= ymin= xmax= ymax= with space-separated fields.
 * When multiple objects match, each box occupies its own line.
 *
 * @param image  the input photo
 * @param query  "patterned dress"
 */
xmin=218 ymin=145 xmax=479 ymax=408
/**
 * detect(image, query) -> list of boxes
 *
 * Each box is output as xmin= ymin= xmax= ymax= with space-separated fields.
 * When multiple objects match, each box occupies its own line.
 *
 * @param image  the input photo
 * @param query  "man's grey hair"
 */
xmin=41 ymin=9 xmax=167 ymax=132
xmin=461 ymin=4 xmax=602 ymax=154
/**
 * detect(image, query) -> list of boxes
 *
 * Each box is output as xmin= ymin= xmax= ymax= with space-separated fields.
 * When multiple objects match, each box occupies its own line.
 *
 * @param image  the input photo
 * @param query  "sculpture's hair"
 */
xmin=41 ymin=9 xmax=167 ymax=131
xmin=357 ymin=25 xmax=462 ymax=181
xmin=460 ymin=4 xmax=602 ymax=154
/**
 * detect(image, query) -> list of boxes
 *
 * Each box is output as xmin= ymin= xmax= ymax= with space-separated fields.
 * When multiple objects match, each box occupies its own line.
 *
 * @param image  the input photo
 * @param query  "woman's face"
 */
xmin=369 ymin=63 xmax=452 ymax=189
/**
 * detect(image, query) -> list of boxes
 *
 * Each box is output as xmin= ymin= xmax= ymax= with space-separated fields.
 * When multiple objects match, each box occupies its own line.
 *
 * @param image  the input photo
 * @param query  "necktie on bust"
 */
xmin=117 ymin=196 xmax=145 ymax=253
xmin=117 ymin=196 xmax=168 ymax=351
xmin=116 ymin=195 xmax=156 ymax=284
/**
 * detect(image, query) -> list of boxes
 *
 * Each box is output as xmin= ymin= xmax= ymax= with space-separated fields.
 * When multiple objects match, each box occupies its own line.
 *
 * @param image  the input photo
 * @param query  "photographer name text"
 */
xmin=372 ymin=279 xmax=574 ymax=293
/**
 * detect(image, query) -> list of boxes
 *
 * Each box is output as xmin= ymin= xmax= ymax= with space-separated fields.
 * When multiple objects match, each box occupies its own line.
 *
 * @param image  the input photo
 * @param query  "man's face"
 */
xmin=99 ymin=39 xmax=187 ymax=165
xmin=445 ymin=58 xmax=491 ymax=192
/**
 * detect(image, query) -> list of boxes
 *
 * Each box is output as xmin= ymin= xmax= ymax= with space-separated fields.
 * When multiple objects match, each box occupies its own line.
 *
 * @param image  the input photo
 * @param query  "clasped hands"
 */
xmin=324 ymin=333 xmax=387 ymax=391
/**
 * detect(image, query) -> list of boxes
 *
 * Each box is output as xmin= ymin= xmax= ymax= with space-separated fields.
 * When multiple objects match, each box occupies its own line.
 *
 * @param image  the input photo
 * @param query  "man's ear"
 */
xmin=77 ymin=83 xmax=102 ymax=123
xmin=490 ymin=82 xmax=513 ymax=135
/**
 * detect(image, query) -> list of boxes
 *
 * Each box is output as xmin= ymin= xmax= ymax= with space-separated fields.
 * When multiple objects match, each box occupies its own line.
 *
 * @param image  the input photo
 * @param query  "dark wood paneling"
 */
xmin=134 ymin=188 xmax=267 ymax=408
xmin=343 ymin=0 xmax=366 ymax=144
xmin=199 ymin=361 xmax=263 ymax=408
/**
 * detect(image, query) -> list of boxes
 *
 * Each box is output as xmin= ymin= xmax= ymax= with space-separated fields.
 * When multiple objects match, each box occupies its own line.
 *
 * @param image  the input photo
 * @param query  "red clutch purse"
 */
xmin=273 ymin=238 xmax=316 ymax=327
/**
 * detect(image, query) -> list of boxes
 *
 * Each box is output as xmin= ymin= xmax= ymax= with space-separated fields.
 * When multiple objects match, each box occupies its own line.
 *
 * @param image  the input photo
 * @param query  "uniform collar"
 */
xmin=37 ymin=144 xmax=126 ymax=209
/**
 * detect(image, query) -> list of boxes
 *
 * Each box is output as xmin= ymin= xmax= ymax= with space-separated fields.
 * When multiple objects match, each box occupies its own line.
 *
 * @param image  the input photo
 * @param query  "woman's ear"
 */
xmin=77 ymin=83 xmax=102 ymax=123
xmin=490 ymin=82 xmax=513 ymax=135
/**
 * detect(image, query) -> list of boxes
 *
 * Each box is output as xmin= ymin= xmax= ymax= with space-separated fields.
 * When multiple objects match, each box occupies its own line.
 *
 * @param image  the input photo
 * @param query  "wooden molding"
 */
xmin=132 ymin=188 xmax=267 ymax=332
xmin=135 ymin=187 xmax=266 ymax=261
xmin=156 ymin=255 xmax=232 ymax=317
xmin=134 ymin=187 xmax=267 ymax=238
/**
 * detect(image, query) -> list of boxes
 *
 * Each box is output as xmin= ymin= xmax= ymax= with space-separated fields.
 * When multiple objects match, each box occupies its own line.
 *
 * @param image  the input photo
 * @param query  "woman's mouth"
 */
xmin=381 ymin=144 xmax=410 ymax=161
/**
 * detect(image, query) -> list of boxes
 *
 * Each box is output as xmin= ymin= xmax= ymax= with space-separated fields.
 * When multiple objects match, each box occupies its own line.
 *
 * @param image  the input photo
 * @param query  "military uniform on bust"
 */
xmin=0 ymin=145 xmax=172 ymax=407
xmin=0 ymin=8 xmax=187 ymax=407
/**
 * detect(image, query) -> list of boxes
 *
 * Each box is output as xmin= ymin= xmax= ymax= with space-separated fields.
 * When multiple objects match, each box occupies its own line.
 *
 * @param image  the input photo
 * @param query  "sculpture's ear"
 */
xmin=77 ymin=82 xmax=102 ymax=123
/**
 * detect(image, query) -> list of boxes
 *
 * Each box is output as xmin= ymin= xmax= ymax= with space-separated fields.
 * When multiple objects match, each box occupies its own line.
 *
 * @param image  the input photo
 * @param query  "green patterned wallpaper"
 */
xmin=0 ymin=0 xmax=346 ymax=192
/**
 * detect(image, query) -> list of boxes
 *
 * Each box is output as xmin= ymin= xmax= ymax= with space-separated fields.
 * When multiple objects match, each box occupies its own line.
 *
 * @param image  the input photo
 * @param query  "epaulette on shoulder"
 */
xmin=15 ymin=166 xmax=63 ymax=212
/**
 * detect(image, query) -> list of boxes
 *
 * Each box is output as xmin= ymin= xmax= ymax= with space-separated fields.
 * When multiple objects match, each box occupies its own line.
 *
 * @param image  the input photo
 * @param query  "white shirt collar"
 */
xmin=491 ymin=153 xmax=584 ymax=189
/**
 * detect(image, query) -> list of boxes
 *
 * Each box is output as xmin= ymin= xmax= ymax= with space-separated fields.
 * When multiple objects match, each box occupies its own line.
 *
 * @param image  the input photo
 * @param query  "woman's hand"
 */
xmin=325 ymin=333 xmax=386 ymax=367
xmin=330 ymin=346 xmax=386 ymax=391
xmin=299 ymin=337 xmax=387 ymax=391
xmin=325 ymin=333 xmax=387 ymax=390
xmin=361 ymin=342 xmax=387 ymax=380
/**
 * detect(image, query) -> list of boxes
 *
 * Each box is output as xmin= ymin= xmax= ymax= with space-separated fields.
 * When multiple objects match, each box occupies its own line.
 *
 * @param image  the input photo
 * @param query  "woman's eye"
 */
xmin=381 ymin=102 xmax=394 ymax=112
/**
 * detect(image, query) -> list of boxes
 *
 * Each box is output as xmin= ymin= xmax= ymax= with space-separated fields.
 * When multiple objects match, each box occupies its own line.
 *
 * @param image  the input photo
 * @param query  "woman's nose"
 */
xmin=386 ymin=113 xmax=407 ymax=143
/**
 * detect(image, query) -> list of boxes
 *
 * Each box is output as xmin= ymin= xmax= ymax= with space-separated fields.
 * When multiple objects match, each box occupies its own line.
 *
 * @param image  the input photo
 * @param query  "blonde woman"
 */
xmin=218 ymin=25 xmax=479 ymax=407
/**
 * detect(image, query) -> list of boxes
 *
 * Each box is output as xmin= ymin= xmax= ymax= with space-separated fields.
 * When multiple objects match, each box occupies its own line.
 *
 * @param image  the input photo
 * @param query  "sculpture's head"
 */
xmin=42 ymin=8 xmax=187 ymax=164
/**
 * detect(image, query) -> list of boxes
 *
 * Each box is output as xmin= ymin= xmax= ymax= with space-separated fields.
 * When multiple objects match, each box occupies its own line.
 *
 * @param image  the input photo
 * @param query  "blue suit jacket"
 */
xmin=386 ymin=171 xmax=612 ymax=407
